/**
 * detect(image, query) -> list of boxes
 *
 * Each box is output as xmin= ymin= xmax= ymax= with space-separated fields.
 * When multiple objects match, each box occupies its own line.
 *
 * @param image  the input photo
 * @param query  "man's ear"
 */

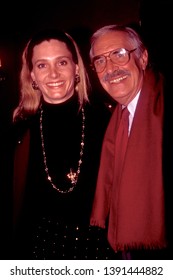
xmin=140 ymin=49 xmax=148 ymax=70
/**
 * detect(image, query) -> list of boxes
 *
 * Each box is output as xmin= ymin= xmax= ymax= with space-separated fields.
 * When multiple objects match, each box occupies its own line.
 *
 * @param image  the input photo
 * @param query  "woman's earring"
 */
xmin=32 ymin=81 xmax=39 ymax=90
xmin=75 ymin=74 xmax=80 ymax=84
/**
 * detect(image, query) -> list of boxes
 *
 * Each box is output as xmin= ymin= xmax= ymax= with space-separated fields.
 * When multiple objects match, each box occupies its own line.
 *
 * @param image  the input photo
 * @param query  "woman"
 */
xmin=12 ymin=29 xmax=117 ymax=260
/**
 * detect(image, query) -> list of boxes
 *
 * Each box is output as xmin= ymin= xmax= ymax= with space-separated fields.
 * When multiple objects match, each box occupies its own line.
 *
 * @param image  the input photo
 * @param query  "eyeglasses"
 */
xmin=92 ymin=48 xmax=137 ymax=73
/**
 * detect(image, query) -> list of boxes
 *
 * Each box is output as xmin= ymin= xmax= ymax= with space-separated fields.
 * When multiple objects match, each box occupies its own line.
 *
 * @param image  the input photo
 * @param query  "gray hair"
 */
xmin=89 ymin=24 xmax=146 ymax=62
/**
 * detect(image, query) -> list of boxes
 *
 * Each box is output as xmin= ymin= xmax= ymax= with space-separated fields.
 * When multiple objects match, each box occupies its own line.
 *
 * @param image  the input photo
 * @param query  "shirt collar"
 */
xmin=127 ymin=90 xmax=141 ymax=118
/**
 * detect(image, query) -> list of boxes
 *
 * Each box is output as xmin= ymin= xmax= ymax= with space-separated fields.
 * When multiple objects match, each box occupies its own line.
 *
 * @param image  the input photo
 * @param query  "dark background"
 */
xmin=0 ymin=0 xmax=140 ymax=91
xmin=0 ymin=0 xmax=171 ymax=112
xmin=0 ymin=0 xmax=171 ymax=259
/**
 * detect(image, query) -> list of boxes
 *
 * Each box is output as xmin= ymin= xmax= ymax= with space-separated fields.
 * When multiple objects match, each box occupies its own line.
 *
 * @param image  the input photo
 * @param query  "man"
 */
xmin=89 ymin=24 xmax=172 ymax=259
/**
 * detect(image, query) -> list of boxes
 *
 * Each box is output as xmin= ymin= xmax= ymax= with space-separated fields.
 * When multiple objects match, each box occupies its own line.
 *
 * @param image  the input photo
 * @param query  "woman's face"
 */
xmin=31 ymin=39 xmax=79 ymax=104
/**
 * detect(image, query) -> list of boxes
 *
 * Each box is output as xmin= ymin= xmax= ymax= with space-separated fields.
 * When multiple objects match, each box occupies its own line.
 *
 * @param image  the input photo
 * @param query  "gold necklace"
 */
xmin=40 ymin=106 xmax=85 ymax=193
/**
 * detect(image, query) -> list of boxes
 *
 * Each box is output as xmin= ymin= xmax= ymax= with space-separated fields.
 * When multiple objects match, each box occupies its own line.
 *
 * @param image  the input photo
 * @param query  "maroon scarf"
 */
xmin=90 ymin=69 xmax=166 ymax=251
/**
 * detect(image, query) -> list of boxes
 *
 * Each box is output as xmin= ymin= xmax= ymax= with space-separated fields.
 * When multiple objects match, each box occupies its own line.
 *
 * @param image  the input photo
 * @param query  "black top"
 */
xmin=13 ymin=93 xmax=113 ymax=259
xmin=24 ymin=94 xmax=110 ymax=224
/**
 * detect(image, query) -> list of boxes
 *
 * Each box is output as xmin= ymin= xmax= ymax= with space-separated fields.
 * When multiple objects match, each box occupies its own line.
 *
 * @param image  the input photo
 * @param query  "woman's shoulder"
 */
xmin=85 ymin=93 xmax=116 ymax=128
xmin=13 ymin=114 xmax=37 ymax=144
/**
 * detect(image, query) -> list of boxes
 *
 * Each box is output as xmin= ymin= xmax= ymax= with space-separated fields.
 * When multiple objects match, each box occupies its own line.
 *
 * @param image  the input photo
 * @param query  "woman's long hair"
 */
xmin=13 ymin=29 xmax=90 ymax=122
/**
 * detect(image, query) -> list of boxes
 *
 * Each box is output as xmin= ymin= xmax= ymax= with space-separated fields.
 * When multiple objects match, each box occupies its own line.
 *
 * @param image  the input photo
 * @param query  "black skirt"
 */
xmin=31 ymin=216 xmax=122 ymax=260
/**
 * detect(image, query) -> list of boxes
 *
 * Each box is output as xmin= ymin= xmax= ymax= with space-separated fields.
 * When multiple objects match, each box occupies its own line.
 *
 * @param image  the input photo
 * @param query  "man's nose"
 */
xmin=105 ymin=57 xmax=119 ymax=73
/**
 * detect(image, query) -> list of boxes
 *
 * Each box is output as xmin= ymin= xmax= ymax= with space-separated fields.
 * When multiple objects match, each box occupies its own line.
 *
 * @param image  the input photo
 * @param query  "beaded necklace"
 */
xmin=40 ymin=106 xmax=85 ymax=193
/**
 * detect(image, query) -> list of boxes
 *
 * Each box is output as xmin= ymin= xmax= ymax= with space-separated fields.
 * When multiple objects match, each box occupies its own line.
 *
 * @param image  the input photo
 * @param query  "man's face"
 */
xmin=92 ymin=31 xmax=148 ymax=105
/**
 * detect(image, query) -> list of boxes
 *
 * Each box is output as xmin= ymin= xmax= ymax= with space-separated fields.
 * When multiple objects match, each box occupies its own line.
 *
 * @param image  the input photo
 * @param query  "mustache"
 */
xmin=103 ymin=69 xmax=130 ymax=82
